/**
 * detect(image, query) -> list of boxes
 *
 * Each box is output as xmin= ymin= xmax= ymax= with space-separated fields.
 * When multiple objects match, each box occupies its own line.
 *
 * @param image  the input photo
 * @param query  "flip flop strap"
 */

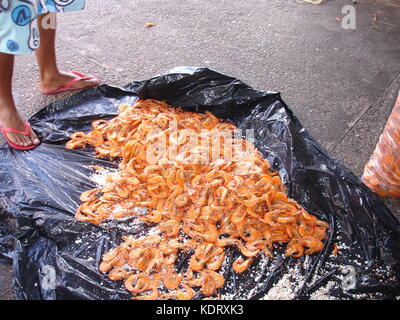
xmin=70 ymin=70 xmax=97 ymax=81
xmin=70 ymin=70 xmax=87 ymax=78
xmin=61 ymin=75 xmax=93 ymax=90
xmin=42 ymin=71 xmax=99 ymax=95
xmin=1 ymin=121 xmax=30 ymax=136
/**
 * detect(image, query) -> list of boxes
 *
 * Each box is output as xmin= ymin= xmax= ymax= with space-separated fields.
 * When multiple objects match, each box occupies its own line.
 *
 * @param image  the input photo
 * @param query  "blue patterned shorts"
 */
xmin=0 ymin=0 xmax=85 ymax=55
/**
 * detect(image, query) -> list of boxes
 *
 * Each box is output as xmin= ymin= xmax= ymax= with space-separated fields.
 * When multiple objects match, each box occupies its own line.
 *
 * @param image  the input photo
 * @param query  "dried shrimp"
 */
xmin=67 ymin=99 xmax=329 ymax=299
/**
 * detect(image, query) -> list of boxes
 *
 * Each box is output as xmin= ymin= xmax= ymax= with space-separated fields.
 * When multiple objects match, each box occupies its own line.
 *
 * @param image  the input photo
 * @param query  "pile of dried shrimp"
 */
xmin=67 ymin=99 xmax=329 ymax=300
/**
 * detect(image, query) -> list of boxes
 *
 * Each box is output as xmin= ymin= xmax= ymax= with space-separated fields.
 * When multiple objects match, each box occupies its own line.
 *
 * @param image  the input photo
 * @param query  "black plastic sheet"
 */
xmin=0 ymin=67 xmax=399 ymax=300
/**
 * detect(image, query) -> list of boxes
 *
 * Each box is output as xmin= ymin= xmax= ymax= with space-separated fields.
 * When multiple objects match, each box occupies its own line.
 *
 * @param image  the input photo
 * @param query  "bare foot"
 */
xmin=39 ymin=70 xmax=99 ymax=94
xmin=0 ymin=109 xmax=40 ymax=147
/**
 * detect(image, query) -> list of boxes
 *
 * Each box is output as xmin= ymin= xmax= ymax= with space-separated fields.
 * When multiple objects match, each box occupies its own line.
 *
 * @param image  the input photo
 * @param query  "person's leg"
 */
xmin=35 ymin=13 xmax=98 ymax=93
xmin=0 ymin=53 xmax=40 ymax=146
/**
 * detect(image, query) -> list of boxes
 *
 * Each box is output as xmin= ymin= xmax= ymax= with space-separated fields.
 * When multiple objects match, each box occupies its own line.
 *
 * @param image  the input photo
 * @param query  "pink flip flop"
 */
xmin=1 ymin=121 xmax=38 ymax=151
xmin=42 ymin=70 xmax=100 ymax=95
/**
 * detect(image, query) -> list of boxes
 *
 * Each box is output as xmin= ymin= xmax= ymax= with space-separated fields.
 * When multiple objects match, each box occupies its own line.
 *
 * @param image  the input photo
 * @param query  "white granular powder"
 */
xmin=89 ymin=167 xmax=148 ymax=222
xmin=90 ymin=167 xmax=119 ymax=188
xmin=309 ymin=280 xmax=337 ymax=300
xmin=133 ymin=207 xmax=149 ymax=215
xmin=144 ymin=227 xmax=161 ymax=236
xmin=261 ymin=266 xmax=305 ymax=300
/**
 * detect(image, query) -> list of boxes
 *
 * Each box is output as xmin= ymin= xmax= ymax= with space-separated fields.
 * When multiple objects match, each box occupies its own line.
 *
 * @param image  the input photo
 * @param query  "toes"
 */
xmin=16 ymin=137 xmax=24 ymax=146
xmin=7 ymin=132 xmax=38 ymax=147
xmin=88 ymin=78 xmax=99 ymax=86
xmin=15 ymin=135 xmax=25 ymax=146
xmin=75 ymin=76 xmax=99 ymax=89
xmin=58 ymin=71 xmax=100 ymax=90
xmin=9 ymin=134 xmax=19 ymax=145
xmin=20 ymin=135 xmax=30 ymax=147
xmin=2 ymin=122 xmax=39 ymax=148
xmin=30 ymin=129 xmax=40 ymax=145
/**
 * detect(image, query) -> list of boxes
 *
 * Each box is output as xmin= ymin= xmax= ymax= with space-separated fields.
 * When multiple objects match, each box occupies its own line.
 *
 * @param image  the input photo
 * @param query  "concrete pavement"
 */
xmin=1 ymin=0 xmax=399 ymax=299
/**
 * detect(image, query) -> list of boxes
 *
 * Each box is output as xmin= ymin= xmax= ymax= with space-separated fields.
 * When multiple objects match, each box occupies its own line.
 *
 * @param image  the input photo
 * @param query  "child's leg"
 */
xmin=0 ymin=53 xmax=40 ymax=147
xmin=35 ymin=13 xmax=99 ymax=93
